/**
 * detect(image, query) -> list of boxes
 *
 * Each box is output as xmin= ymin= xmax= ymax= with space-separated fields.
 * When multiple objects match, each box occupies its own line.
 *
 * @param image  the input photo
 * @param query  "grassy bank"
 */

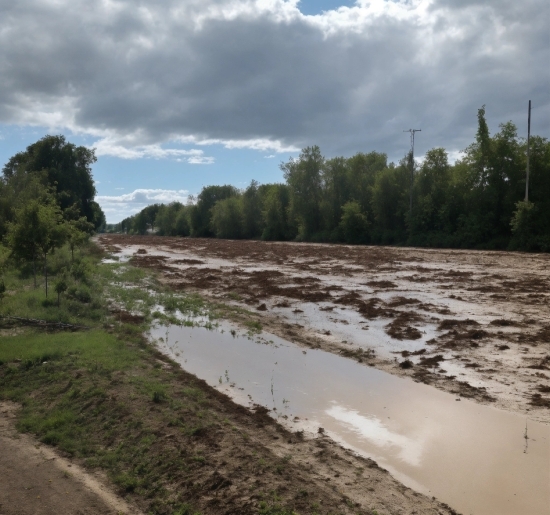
xmin=0 ymin=243 xmax=361 ymax=515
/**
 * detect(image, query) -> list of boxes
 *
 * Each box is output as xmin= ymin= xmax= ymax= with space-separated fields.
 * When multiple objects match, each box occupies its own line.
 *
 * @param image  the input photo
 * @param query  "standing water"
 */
xmin=151 ymin=323 xmax=550 ymax=515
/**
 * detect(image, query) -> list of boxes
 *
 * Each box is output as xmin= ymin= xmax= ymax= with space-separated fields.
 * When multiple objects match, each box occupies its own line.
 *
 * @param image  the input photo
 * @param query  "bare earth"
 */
xmin=0 ymin=388 xmax=455 ymax=515
xmin=0 ymin=402 xmax=144 ymax=515
xmin=100 ymin=235 xmax=550 ymax=424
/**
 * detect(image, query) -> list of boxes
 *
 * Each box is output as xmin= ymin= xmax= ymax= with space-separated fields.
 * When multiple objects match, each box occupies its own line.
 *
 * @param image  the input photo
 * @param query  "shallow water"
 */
xmin=151 ymin=323 xmax=550 ymax=515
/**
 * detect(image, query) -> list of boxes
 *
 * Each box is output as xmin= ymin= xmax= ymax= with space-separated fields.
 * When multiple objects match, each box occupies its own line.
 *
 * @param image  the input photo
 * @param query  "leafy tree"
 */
xmin=282 ymin=146 xmax=324 ymax=239
xmin=260 ymin=184 xmax=294 ymax=241
xmin=190 ymin=185 xmax=239 ymax=237
xmin=346 ymin=151 xmax=387 ymax=221
xmin=6 ymin=196 xmax=66 ymax=295
xmin=66 ymin=217 xmax=93 ymax=262
xmin=321 ymin=157 xmax=349 ymax=234
xmin=210 ymin=197 xmax=243 ymax=239
xmin=371 ymin=162 xmax=409 ymax=243
xmin=410 ymin=148 xmax=451 ymax=238
xmin=156 ymin=203 xmax=183 ymax=236
xmin=242 ymin=181 xmax=262 ymax=239
xmin=133 ymin=204 xmax=161 ymax=234
xmin=54 ymin=277 xmax=68 ymax=306
xmin=2 ymin=135 xmax=103 ymax=229
xmin=339 ymin=201 xmax=368 ymax=244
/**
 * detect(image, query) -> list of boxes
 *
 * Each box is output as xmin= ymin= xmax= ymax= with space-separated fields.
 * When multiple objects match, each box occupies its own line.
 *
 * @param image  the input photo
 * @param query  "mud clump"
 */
xmin=490 ymin=319 xmax=520 ymax=327
xmin=400 ymin=349 xmax=426 ymax=358
xmin=527 ymin=355 xmax=550 ymax=370
xmin=385 ymin=312 xmax=424 ymax=340
xmin=419 ymin=354 xmax=445 ymax=368
xmin=173 ymin=258 xmax=205 ymax=265
xmin=530 ymin=393 xmax=550 ymax=408
xmin=367 ymin=280 xmax=397 ymax=289
xmin=437 ymin=319 xmax=479 ymax=331
xmin=387 ymin=296 xmax=421 ymax=307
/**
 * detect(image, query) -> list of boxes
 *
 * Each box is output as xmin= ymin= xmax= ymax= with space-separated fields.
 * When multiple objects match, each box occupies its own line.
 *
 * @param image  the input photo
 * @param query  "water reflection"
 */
xmin=326 ymin=404 xmax=425 ymax=467
xmin=150 ymin=322 xmax=550 ymax=515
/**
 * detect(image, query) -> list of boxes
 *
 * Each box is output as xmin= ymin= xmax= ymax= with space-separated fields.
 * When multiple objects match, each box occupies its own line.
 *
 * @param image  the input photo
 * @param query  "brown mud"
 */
xmin=0 ymin=354 xmax=456 ymax=515
xmin=99 ymin=235 xmax=550 ymax=424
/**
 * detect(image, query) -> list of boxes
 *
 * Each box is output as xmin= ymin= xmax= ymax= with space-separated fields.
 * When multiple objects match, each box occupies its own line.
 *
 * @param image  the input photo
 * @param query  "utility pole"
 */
xmin=403 ymin=129 xmax=421 ymax=217
xmin=525 ymin=100 xmax=531 ymax=202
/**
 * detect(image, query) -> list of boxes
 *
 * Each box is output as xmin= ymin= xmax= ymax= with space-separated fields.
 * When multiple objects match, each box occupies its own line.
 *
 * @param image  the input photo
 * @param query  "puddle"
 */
xmin=274 ymin=301 xmax=438 ymax=358
xmin=151 ymin=323 xmax=550 ymax=515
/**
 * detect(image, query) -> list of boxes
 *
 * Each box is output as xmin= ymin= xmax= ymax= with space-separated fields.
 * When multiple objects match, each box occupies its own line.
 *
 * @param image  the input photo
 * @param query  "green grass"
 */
xmin=0 ymin=241 xmax=351 ymax=515
xmin=0 ymin=330 xmax=137 ymax=369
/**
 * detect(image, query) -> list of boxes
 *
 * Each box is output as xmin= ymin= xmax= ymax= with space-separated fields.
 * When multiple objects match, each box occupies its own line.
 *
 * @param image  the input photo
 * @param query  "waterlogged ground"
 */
xmin=99 ymin=235 xmax=550 ymax=424
xmin=151 ymin=322 xmax=550 ymax=515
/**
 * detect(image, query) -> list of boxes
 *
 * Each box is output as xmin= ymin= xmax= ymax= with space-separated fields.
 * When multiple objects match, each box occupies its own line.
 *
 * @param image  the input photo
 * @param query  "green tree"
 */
xmin=66 ymin=217 xmax=93 ymax=262
xmin=346 ymin=151 xmax=387 ymax=223
xmin=2 ymin=135 xmax=103 ymax=229
xmin=6 ymin=196 xmax=66 ymax=295
xmin=371 ymin=161 xmax=409 ymax=243
xmin=282 ymin=146 xmax=324 ymax=239
xmin=260 ymin=184 xmax=294 ymax=241
xmin=54 ymin=276 xmax=68 ymax=306
xmin=190 ymin=185 xmax=239 ymax=237
xmin=210 ymin=197 xmax=243 ymax=239
xmin=321 ymin=157 xmax=350 ymax=235
xmin=242 ymin=181 xmax=263 ymax=239
xmin=339 ymin=201 xmax=368 ymax=244
xmin=410 ymin=148 xmax=451 ymax=239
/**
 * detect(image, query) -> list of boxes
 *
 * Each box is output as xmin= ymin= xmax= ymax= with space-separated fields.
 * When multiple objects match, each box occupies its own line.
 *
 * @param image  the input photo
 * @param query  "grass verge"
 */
xmin=0 ymin=242 xmax=358 ymax=515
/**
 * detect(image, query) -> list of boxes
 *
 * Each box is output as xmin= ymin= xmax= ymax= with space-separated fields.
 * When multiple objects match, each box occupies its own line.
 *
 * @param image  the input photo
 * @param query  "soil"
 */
xmin=99 ymin=235 xmax=550 ymax=424
xmin=0 ymin=402 xmax=144 ymax=515
xmin=0 ymin=359 xmax=456 ymax=515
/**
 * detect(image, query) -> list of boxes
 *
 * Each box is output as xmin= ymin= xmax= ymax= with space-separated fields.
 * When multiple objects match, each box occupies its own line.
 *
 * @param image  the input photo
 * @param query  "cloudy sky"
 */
xmin=0 ymin=0 xmax=548 ymax=222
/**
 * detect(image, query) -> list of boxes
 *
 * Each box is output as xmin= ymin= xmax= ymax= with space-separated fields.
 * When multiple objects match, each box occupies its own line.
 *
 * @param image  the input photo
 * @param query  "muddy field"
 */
xmin=99 ymin=235 xmax=550 ymax=424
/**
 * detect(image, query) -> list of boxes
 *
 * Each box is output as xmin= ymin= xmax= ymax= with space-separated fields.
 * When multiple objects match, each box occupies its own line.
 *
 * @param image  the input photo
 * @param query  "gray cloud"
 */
xmin=0 ymin=0 xmax=548 ymax=161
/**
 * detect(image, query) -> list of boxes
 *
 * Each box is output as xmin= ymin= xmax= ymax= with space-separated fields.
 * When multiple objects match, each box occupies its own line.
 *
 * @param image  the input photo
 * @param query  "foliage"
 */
xmin=339 ymin=201 xmax=368 ymax=244
xmin=210 ymin=196 xmax=243 ymax=239
xmin=1 ymin=134 xmax=104 ymax=231
xmin=282 ymin=146 xmax=324 ymax=239
xmin=110 ymin=107 xmax=550 ymax=252
xmin=189 ymin=185 xmax=239 ymax=237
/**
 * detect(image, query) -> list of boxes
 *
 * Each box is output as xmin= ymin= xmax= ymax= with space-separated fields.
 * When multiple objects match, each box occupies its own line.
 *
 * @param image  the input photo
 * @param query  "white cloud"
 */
xmin=187 ymin=155 xmax=215 ymax=164
xmin=97 ymin=188 xmax=189 ymax=204
xmin=96 ymin=188 xmax=190 ymax=222
xmin=91 ymin=137 xmax=213 ymax=162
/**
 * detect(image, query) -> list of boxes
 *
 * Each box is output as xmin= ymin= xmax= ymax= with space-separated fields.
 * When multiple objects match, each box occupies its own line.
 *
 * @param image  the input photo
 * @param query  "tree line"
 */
xmin=110 ymin=107 xmax=550 ymax=251
xmin=0 ymin=135 xmax=106 ymax=297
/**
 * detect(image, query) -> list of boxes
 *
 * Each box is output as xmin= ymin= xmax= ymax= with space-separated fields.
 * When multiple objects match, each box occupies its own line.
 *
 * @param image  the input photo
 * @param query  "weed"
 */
xmin=245 ymin=320 xmax=262 ymax=333
xmin=152 ymin=390 xmax=165 ymax=403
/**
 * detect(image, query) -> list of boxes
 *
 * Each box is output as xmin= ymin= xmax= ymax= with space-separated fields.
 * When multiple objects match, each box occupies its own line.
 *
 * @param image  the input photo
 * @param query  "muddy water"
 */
xmin=151 ymin=323 xmax=550 ymax=515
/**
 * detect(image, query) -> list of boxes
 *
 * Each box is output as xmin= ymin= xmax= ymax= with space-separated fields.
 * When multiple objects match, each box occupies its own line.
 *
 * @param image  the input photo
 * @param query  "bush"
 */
xmin=68 ymin=285 xmax=92 ymax=303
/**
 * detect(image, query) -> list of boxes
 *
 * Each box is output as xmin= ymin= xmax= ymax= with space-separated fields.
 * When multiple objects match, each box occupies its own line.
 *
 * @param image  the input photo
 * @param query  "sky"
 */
xmin=0 ymin=0 xmax=548 ymax=223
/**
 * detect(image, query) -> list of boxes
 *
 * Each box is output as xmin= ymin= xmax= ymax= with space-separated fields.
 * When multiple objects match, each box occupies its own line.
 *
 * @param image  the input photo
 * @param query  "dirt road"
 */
xmin=0 ymin=402 xmax=143 ymax=515
xmin=100 ymin=235 xmax=550 ymax=424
